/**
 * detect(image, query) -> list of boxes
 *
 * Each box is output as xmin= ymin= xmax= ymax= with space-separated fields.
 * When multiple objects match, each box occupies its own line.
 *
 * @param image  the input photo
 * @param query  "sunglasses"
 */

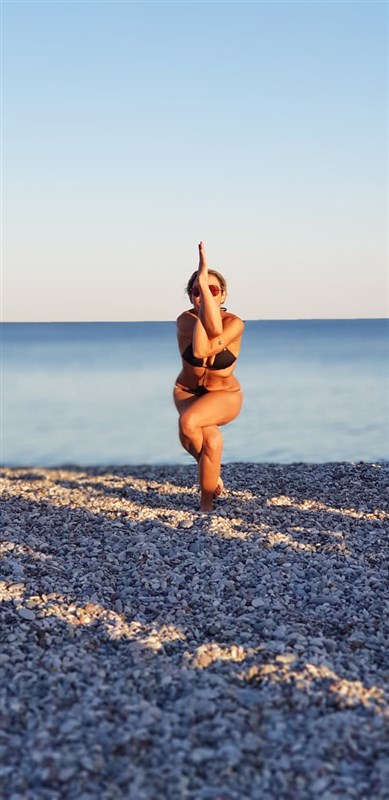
xmin=191 ymin=284 xmax=221 ymax=297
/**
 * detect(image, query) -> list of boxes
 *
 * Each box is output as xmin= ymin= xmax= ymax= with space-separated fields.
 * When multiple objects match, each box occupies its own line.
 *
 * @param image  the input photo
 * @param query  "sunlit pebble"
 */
xmin=0 ymin=461 xmax=388 ymax=797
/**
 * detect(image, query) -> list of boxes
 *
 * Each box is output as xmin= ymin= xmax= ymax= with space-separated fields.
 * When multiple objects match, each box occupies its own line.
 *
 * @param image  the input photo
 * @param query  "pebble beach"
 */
xmin=1 ymin=461 xmax=388 ymax=800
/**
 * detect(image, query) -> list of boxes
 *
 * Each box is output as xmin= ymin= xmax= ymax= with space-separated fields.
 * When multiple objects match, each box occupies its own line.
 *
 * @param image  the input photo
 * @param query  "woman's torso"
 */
xmin=175 ymin=309 xmax=243 ymax=392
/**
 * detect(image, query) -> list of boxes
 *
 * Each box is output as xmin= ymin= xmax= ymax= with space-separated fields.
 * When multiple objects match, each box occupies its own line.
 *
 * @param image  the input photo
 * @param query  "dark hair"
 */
xmin=185 ymin=269 xmax=227 ymax=299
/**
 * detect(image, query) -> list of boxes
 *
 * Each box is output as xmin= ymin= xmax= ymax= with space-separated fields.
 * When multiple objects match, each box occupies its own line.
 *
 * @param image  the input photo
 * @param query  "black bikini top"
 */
xmin=182 ymin=343 xmax=237 ymax=370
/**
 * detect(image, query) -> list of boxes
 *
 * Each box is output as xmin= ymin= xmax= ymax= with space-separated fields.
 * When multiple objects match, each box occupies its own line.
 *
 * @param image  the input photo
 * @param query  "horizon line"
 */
xmin=1 ymin=316 xmax=388 ymax=324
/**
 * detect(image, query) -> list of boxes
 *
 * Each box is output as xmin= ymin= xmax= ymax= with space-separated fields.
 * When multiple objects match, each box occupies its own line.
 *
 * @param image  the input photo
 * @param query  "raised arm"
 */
xmin=192 ymin=242 xmax=223 ymax=357
xmin=192 ymin=242 xmax=244 ymax=359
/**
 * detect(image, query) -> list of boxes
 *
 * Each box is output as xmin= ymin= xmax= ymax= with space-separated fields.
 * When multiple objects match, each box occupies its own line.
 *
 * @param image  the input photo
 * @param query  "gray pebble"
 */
xmin=1 ymin=461 xmax=388 ymax=800
xmin=17 ymin=608 xmax=35 ymax=621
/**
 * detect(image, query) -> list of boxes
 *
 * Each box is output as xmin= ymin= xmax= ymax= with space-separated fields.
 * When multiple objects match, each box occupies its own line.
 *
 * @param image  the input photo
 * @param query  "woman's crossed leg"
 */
xmin=174 ymin=388 xmax=242 ymax=511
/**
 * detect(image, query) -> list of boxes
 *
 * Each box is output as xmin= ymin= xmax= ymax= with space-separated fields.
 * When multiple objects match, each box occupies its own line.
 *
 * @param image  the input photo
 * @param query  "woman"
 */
xmin=173 ymin=241 xmax=244 ymax=512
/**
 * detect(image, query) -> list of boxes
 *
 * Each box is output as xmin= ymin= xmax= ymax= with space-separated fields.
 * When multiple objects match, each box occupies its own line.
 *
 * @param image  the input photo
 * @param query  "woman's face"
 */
xmin=190 ymin=277 xmax=225 ymax=308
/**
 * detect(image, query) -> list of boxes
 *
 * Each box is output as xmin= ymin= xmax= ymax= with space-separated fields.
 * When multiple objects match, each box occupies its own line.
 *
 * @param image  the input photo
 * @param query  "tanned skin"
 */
xmin=174 ymin=242 xmax=244 ymax=512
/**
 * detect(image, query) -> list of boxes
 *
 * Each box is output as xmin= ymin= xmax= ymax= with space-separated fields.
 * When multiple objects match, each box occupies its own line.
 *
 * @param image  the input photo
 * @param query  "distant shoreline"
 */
xmin=1 ymin=459 xmax=388 ymax=470
xmin=2 ymin=317 xmax=388 ymax=324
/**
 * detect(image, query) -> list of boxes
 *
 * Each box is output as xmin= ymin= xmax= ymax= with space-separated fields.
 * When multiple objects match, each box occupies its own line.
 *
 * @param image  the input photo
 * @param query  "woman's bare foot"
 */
xmin=213 ymin=477 xmax=224 ymax=500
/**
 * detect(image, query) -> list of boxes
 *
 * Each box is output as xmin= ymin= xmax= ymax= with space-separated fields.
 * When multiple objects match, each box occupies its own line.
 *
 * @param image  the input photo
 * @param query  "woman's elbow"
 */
xmin=192 ymin=346 xmax=207 ymax=359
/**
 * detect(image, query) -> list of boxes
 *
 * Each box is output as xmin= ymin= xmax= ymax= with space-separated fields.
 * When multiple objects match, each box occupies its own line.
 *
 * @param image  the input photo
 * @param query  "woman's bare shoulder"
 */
xmin=222 ymin=311 xmax=245 ymax=329
xmin=176 ymin=309 xmax=197 ymax=334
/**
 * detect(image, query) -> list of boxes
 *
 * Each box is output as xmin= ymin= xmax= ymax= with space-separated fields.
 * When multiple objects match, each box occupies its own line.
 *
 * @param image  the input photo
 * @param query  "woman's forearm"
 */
xmin=192 ymin=314 xmax=209 ymax=357
xmin=192 ymin=241 xmax=223 ymax=354
xmin=196 ymin=241 xmax=222 ymax=337
xmin=192 ymin=289 xmax=223 ymax=357
xmin=198 ymin=287 xmax=223 ymax=338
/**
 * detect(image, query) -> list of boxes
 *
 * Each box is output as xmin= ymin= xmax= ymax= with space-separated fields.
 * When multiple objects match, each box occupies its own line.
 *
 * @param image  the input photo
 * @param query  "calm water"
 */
xmin=1 ymin=320 xmax=388 ymax=466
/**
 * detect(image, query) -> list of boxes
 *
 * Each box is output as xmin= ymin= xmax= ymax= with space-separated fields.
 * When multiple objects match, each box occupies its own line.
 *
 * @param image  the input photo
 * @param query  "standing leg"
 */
xmin=178 ymin=410 xmax=223 ymax=509
xmin=179 ymin=419 xmax=223 ymax=510
xmin=198 ymin=426 xmax=223 ymax=511
xmin=174 ymin=387 xmax=242 ymax=511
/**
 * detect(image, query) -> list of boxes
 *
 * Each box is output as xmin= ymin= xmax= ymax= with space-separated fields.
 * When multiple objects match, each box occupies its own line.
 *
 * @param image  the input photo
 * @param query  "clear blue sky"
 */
xmin=2 ymin=0 xmax=388 ymax=321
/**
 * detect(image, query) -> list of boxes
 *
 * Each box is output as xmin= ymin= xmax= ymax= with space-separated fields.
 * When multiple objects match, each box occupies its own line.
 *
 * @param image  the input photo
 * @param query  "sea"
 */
xmin=1 ymin=320 xmax=388 ymax=466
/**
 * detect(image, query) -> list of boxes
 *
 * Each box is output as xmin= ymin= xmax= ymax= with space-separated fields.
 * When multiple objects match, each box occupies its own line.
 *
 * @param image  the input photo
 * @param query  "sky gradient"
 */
xmin=3 ymin=0 xmax=388 ymax=321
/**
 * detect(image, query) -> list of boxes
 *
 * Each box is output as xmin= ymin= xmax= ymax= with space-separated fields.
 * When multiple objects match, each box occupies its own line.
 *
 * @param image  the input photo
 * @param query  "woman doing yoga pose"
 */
xmin=173 ymin=241 xmax=244 ymax=512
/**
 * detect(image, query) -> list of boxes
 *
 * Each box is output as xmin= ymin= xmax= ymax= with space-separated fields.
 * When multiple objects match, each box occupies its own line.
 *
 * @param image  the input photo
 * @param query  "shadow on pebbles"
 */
xmin=1 ymin=461 xmax=388 ymax=799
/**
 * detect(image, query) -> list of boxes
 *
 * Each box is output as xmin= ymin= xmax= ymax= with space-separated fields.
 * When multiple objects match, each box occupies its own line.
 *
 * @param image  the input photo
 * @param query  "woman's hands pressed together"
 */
xmin=197 ymin=241 xmax=209 ymax=289
xmin=194 ymin=241 xmax=224 ymax=339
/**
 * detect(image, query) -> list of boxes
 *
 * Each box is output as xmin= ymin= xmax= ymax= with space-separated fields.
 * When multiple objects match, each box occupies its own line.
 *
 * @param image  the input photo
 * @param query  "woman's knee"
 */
xmin=179 ymin=409 xmax=198 ymax=438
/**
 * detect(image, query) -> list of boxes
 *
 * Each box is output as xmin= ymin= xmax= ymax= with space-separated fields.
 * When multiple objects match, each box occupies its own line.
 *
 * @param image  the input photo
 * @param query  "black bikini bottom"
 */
xmin=175 ymin=384 xmax=209 ymax=397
